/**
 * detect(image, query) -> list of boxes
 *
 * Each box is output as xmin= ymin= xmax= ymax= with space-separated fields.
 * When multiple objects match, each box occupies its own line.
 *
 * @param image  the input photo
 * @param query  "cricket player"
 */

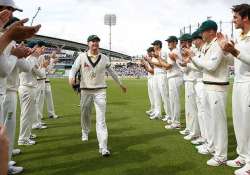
xmin=217 ymin=4 xmax=250 ymax=175
xmin=156 ymin=36 xmax=183 ymax=129
xmin=178 ymin=33 xmax=200 ymax=141
xmin=2 ymin=17 xmax=37 ymax=174
xmin=146 ymin=40 xmax=170 ymax=120
xmin=69 ymin=35 xmax=127 ymax=156
xmin=141 ymin=47 xmax=155 ymax=117
xmin=188 ymin=20 xmax=231 ymax=166
xmin=188 ymin=30 xmax=207 ymax=146
xmin=41 ymin=51 xmax=59 ymax=119
xmin=18 ymin=41 xmax=47 ymax=146
xmin=33 ymin=54 xmax=50 ymax=129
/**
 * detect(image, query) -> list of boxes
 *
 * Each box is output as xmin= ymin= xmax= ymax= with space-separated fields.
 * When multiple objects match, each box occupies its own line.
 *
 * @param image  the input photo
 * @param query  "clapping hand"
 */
xmin=5 ymin=18 xmax=41 ymax=41
xmin=0 ymin=10 xmax=11 ymax=28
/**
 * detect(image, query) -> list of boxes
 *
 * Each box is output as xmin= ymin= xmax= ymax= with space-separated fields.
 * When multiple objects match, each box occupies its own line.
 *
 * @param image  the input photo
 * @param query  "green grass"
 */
xmin=14 ymin=78 xmax=237 ymax=175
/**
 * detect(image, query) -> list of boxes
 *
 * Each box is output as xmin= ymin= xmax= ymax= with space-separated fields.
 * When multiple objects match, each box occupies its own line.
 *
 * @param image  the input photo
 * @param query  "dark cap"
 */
xmin=27 ymin=41 xmax=37 ymax=48
xmin=151 ymin=40 xmax=162 ymax=48
xmin=165 ymin=36 xmax=178 ymax=42
xmin=198 ymin=20 xmax=218 ymax=33
xmin=191 ymin=30 xmax=202 ymax=40
xmin=179 ymin=33 xmax=192 ymax=41
xmin=147 ymin=47 xmax=154 ymax=53
xmin=87 ymin=35 xmax=100 ymax=42
xmin=27 ymin=40 xmax=47 ymax=48
xmin=36 ymin=40 xmax=47 ymax=47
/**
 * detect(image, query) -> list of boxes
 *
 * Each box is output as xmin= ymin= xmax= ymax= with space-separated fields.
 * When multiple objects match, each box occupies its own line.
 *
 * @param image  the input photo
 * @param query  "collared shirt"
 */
xmin=229 ymin=29 xmax=250 ymax=83
xmin=192 ymin=37 xmax=230 ymax=91
xmin=166 ymin=48 xmax=183 ymax=79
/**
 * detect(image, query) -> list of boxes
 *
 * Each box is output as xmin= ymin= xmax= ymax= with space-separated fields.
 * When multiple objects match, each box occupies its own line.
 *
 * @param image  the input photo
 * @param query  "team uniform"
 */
xmin=150 ymin=52 xmax=170 ymax=119
xmin=165 ymin=48 xmax=183 ymax=128
xmin=191 ymin=38 xmax=231 ymax=166
xmin=224 ymin=31 xmax=250 ymax=175
xmin=186 ymin=48 xmax=207 ymax=145
xmin=0 ymin=50 xmax=18 ymax=125
xmin=69 ymin=51 xmax=123 ymax=155
xmin=146 ymin=63 xmax=155 ymax=115
xmin=18 ymin=55 xmax=46 ymax=145
xmin=2 ymin=41 xmax=33 ymax=164
xmin=181 ymin=48 xmax=200 ymax=140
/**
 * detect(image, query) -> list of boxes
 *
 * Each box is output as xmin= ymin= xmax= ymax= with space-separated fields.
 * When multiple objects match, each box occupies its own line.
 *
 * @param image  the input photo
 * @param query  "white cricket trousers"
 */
xmin=204 ymin=88 xmax=228 ymax=161
xmin=194 ymin=81 xmax=207 ymax=140
xmin=35 ymin=81 xmax=45 ymax=124
xmin=45 ymin=83 xmax=56 ymax=117
xmin=232 ymin=82 xmax=250 ymax=162
xmin=185 ymin=81 xmax=199 ymax=136
xmin=152 ymin=73 xmax=170 ymax=117
xmin=80 ymin=89 xmax=108 ymax=150
xmin=168 ymin=76 xmax=183 ymax=124
xmin=3 ymin=91 xmax=17 ymax=160
xmin=18 ymin=86 xmax=37 ymax=141
xmin=0 ymin=94 xmax=5 ymax=124
xmin=147 ymin=77 xmax=154 ymax=111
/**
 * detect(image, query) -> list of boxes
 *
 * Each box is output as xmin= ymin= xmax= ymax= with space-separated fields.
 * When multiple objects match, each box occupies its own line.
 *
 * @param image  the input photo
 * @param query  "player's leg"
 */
xmin=80 ymin=90 xmax=93 ymax=141
xmin=93 ymin=90 xmax=110 ymax=156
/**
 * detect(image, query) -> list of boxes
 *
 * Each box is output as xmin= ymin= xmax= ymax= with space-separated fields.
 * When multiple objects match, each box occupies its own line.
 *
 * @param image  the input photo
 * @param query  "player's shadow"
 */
xmin=22 ymin=132 xmax=170 ymax=174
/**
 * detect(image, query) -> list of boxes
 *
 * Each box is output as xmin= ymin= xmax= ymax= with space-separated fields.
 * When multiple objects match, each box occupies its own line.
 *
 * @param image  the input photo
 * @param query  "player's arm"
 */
xmin=141 ymin=59 xmax=154 ymax=74
xmin=106 ymin=65 xmax=127 ymax=93
xmin=145 ymin=55 xmax=162 ymax=67
xmin=16 ymin=59 xmax=33 ymax=73
xmin=191 ymin=47 xmax=223 ymax=72
xmin=69 ymin=55 xmax=81 ymax=86
xmin=0 ymin=54 xmax=17 ymax=77
xmin=32 ymin=65 xmax=46 ymax=78
xmin=159 ymin=58 xmax=172 ymax=70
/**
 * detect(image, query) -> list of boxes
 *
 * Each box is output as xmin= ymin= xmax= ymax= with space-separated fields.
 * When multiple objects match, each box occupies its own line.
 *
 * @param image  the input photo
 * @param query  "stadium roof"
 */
xmin=28 ymin=35 xmax=132 ymax=60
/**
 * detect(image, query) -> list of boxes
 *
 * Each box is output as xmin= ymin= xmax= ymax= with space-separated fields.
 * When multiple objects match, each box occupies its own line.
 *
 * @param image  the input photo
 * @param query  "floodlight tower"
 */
xmin=104 ymin=14 xmax=116 ymax=60
xmin=31 ymin=7 xmax=41 ymax=26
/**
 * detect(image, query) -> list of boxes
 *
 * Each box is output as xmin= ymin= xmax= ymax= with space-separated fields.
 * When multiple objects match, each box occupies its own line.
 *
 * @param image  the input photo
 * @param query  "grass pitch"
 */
xmin=14 ymin=78 xmax=236 ymax=175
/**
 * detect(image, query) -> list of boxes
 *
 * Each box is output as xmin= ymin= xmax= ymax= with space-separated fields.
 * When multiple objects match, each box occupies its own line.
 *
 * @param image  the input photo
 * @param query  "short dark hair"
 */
xmin=232 ymin=4 xmax=250 ymax=20
xmin=147 ymin=47 xmax=154 ymax=53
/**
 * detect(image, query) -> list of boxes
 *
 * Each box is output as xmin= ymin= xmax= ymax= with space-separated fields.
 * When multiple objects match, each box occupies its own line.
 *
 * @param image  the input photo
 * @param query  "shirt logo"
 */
xmin=211 ymin=57 xmax=217 ymax=61
xmin=84 ymin=62 xmax=90 ymax=68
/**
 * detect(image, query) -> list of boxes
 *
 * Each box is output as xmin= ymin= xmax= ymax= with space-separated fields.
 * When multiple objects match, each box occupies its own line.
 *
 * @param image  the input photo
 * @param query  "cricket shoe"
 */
xmin=30 ymin=134 xmax=37 ymax=139
xmin=227 ymin=157 xmax=245 ymax=168
xmin=49 ymin=115 xmax=59 ymax=119
xmin=8 ymin=161 xmax=16 ymax=166
xmin=179 ymin=128 xmax=190 ymax=135
xmin=162 ymin=115 xmax=170 ymax=122
xmin=195 ymin=144 xmax=205 ymax=150
xmin=184 ymin=134 xmax=199 ymax=141
xmin=12 ymin=149 xmax=21 ymax=156
xmin=99 ymin=148 xmax=111 ymax=157
xmin=18 ymin=139 xmax=36 ymax=146
xmin=234 ymin=164 xmax=250 ymax=175
xmin=32 ymin=123 xmax=47 ymax=129
xmin=146 ymin=110 xmax=153 ymax=116
xmin=197 ymin=145 xmax=210 ymax=155
xmin=149 ymin=115 xmax=161 ymax=120
xmin=41 ymin=122 xmax=47 ymax=126
xmin=191 ymin=137 xmax=205 ymax=145
xmin=207 ymin=157 xmax=226 ymax=166
xmin=165 ymin=123 xmax=181 ymax=130
xmin=81 ymin=131 xmax=88 ymax=142
xmin=8 ymin=165 xmax=23 ymax=174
